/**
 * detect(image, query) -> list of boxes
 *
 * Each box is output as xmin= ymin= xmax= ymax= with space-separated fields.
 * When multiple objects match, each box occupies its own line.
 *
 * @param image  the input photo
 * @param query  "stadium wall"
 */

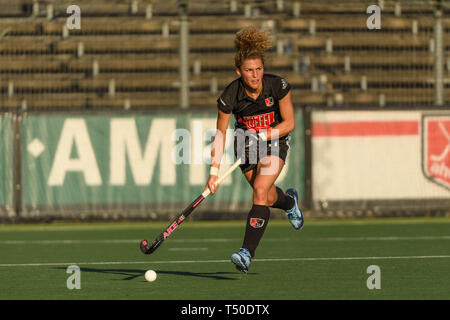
xmin=0 ymin=108 xmax=305 ymax=221
xmin=308 ymin=107 xmax=450 ymax=217
xmin=1 ymin=106 xmax=449 ymax=221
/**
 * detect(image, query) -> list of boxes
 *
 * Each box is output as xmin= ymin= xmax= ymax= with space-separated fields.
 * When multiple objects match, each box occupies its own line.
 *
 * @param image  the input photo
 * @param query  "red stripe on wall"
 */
xmin=312 ymin=121 xmax=419 ymax=137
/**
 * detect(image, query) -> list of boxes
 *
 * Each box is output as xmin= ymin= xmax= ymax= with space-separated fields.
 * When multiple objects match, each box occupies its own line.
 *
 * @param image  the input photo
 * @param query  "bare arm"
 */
xmin=205 ymin=109 xmax=231 ymax=194
xmin=211 ymin=109 xmax=231 ymax=168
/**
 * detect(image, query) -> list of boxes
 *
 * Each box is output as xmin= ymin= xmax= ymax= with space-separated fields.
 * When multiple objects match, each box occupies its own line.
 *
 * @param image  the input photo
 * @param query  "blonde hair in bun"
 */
xmin=234 ymin=27 xmax=272 ymax=68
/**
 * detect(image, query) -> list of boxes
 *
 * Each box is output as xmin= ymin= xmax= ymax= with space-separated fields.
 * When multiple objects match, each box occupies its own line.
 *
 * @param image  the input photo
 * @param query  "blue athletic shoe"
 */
xmin=230 ymin=248 xmax=251 ymax=273
xmin=285 ymin=188 xmax=304 ymax=230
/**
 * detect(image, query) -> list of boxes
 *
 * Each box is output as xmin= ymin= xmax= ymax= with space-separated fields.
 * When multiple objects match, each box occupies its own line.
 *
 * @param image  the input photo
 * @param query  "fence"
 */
xmin=0 ymin=0 xmax=449 ymax=110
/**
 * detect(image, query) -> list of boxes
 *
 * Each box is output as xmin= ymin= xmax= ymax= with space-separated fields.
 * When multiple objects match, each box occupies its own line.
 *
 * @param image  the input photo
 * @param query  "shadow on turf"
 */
xmin=55 ymin=267 xmax=245 ymax=281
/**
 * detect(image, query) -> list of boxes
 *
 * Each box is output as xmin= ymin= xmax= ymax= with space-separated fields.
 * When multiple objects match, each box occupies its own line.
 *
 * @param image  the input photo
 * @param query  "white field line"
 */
xmin=309 ymin=236 xmax=450 ymax=241
xmin=0 ymin=235 xmax=449 ymax=245
xmin=0 ymin=255 xmax=450 ymax=268
xmin=168 ymin=248 xmax=208 ymax=251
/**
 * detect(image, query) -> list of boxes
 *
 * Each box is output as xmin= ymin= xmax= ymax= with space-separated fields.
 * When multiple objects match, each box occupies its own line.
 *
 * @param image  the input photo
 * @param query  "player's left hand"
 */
xmin=205 ymin=175 xmax=219 ymax=194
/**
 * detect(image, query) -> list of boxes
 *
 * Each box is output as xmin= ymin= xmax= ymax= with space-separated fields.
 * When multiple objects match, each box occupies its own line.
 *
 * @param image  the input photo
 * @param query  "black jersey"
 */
xmin=217 ymin=74 xmax=291 ymax=135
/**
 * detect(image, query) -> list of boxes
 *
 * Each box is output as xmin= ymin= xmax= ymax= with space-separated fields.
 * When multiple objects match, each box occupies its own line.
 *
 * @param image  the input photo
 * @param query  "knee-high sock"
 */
xmin=270 ymin=186 xmax=294 ymax=211
xmin=242 ymin=204 xmax=270 ymax=258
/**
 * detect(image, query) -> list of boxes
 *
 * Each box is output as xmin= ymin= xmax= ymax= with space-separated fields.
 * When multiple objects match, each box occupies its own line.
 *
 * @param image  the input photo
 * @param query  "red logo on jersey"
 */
xmin=240 ymin=112 xmax=275 ymax=132
xmin=265 ymin=97 xmax=274 ymax=107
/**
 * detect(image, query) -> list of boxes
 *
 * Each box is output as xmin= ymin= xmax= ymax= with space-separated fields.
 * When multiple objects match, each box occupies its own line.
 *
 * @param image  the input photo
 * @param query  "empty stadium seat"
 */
xmin=0 ymin=0 xmax=448 ymax=109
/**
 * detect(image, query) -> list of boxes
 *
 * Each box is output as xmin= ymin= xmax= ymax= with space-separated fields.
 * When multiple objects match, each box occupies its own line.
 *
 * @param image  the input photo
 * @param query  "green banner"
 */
xmin=0 ymin=115 xmax=14 ymax=216
xmin=21 ymin=111 xmax=304 ymax=214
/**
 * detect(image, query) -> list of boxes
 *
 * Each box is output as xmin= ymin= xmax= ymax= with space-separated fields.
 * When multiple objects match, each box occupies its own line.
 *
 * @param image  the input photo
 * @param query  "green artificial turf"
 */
xmin=0 ymin=218 xmax=449 ymax=300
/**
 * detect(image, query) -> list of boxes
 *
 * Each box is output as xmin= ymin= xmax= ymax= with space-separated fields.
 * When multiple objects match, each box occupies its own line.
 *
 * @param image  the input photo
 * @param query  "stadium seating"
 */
xmin=0 ymin=0 xmax=448 ymax=109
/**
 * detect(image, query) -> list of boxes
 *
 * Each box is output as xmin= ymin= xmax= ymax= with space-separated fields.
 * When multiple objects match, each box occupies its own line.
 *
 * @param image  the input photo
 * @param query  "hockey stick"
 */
xmin=140 ymin=158 xmax=242 ymax=254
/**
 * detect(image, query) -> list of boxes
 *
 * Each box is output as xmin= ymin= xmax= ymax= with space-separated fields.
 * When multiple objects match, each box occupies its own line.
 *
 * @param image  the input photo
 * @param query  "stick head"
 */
xmin=140 ymin=238 xmax=162 ymax=254
xmin=140 ymin=239 xmax=152 ymax=254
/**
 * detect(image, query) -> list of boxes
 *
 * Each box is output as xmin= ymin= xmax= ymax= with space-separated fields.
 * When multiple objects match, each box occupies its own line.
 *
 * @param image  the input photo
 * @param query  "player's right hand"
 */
xmin=205 ymin=175 xmax=219 ymax=194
